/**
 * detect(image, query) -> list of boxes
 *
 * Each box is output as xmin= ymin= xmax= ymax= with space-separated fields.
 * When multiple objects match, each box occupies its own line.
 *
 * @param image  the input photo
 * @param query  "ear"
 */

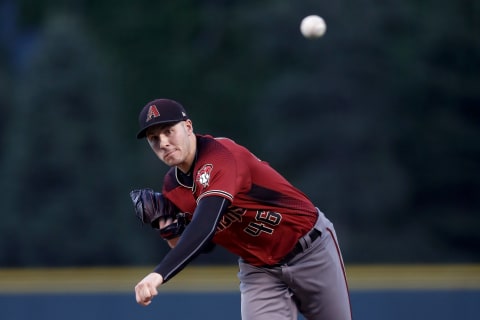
xmin=184 ymin=119 xmax=194 ymax=133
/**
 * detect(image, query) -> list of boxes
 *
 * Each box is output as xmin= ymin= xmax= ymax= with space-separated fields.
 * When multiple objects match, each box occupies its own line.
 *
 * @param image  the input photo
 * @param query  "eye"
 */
xmin=147 ymin=135 xmax=159 ymax=144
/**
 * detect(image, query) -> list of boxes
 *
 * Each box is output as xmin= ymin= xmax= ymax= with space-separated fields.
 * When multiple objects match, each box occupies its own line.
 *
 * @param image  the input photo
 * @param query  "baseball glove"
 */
xmin=129 ymin=188 xmax=190 ymax=240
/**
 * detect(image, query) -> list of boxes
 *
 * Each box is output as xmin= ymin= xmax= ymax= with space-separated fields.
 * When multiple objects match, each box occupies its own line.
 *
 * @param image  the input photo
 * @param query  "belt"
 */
xmin=267 ymin=228 xmax=322 ymax=267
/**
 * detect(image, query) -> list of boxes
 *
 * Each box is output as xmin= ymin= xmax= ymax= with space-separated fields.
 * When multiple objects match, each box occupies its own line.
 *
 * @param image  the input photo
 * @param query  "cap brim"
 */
xmin=136 ymin=120 xmax=181 ymax=139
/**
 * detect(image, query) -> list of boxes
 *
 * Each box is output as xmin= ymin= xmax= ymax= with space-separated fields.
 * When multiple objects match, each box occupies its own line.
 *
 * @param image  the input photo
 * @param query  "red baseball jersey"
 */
xmin=162 ymin=134 xmax=318 ymax=266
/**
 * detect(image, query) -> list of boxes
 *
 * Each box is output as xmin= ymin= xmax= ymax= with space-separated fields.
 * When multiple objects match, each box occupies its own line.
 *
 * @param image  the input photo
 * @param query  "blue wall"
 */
xmin=1 ymin=265 xmax=479 ymax=319
xmin=1 ymin=290 xmax=479 ymax=320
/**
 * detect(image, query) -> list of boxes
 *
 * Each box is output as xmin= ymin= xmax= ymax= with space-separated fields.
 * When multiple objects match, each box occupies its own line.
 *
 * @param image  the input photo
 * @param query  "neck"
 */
xmin=177 ymin=135 xmax=197 ymax=174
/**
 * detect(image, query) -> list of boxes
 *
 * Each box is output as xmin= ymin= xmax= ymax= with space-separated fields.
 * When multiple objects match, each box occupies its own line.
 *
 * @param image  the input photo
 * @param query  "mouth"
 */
xmin=163 ymin=149 xmax=177 ymax=160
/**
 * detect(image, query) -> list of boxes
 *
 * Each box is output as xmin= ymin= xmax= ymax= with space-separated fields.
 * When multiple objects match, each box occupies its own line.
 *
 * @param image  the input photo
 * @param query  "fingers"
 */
xmin=134 ymin=273 xmax=163 ymax=306
xmin=159 ymin=217 xmax=174 ymax=229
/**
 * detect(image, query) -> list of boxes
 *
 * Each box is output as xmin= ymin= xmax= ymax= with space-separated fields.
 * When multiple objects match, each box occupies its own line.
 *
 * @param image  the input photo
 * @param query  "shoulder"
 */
xmin=197 ymin=134 xmax=250 ymax=158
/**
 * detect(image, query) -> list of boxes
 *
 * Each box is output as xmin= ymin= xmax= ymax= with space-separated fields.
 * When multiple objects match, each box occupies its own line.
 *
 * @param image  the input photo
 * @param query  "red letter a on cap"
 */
xmin=146 ymin=105 xmax=160 ymax=121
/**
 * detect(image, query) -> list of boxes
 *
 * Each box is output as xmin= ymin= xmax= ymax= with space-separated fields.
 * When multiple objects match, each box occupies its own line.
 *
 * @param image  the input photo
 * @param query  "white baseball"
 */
xmin=300 ymin=15 xmax=326 ymax=39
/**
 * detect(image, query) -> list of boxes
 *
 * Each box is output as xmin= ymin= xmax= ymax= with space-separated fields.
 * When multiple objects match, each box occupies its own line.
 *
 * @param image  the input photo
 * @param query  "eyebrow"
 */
xmin=146 ymin=121 xmax=183 ymax=136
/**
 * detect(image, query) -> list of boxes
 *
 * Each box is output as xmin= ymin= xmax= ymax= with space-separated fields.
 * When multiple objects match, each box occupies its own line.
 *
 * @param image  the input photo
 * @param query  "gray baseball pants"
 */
xmin=238 ymin=210 xmax=352 ymax=320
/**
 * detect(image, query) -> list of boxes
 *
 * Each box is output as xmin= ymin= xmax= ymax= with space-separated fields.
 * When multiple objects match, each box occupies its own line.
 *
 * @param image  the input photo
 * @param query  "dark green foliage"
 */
xmin=0 ymin=0 xmax=478 ymax=266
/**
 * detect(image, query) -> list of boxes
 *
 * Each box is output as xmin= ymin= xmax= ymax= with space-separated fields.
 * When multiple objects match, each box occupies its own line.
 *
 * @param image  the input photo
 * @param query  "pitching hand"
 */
xmin=135 ymin=272 xmax=164 ymax=306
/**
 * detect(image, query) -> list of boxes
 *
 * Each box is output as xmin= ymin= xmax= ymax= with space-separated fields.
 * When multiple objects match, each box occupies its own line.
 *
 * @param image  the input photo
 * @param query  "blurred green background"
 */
xmin=0 ymin=0 xmax=479 ymax=267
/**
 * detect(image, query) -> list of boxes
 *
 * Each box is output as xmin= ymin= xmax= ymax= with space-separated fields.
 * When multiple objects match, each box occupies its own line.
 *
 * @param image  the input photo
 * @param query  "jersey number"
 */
xmin=244 ymin=211 xmax=282 ymax=236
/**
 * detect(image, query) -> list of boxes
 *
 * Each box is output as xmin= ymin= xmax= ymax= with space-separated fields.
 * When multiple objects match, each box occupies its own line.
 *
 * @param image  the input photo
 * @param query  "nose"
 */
xmin=149 ymin=133 xmax=168 ymax=150
xmin=158 ymin=133 xmax=170 ymax=148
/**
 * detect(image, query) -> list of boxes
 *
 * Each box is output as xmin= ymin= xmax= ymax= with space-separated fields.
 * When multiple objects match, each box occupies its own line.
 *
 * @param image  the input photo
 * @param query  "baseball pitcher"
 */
xmin=130 ymin=98 xmax=352 ymax=320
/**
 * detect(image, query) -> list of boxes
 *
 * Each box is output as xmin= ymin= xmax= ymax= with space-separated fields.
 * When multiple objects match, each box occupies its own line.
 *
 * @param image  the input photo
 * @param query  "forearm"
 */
xmin=154 ymin=196 xmax=230 ymax=282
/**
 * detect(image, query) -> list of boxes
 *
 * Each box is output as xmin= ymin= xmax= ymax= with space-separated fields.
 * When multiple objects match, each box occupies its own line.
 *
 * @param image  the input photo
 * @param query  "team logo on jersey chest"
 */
xmin=196 ymin=164 xmax=213 ymax=188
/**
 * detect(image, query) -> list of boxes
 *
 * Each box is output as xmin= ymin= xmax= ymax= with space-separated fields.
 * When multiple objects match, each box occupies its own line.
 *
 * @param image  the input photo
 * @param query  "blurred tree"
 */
xmin=0 ymin=11 xmax=161 ymax=266
xmin=250 ymin=0 xmax=480 ymax=262
xmin=2 ymin=0 xmax=478 ymax=266
xmin=0 ymin=50 xmax=10 ymax=159
xmin=393 ymin=0 xmax=480 ymax=261
xmin=0 ymin=0 xmax=14 ymax=159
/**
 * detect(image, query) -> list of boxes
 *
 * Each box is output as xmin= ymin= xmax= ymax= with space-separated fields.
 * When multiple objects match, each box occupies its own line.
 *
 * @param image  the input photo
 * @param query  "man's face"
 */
xmin=145 ymin=120 xmax=194 ymax=169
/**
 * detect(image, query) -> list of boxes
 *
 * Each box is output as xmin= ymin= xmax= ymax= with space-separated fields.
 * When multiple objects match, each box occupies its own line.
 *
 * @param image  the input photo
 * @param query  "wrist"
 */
xmin=166 ymin=237 xmax=180 ymax=248
xmin=151 ymin=272 xmax=164 ymax=286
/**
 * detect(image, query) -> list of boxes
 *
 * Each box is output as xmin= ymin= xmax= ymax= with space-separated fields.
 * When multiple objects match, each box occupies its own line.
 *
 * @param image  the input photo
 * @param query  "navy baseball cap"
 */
xmin=136 ymin=98 xmax=189 ymax=139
